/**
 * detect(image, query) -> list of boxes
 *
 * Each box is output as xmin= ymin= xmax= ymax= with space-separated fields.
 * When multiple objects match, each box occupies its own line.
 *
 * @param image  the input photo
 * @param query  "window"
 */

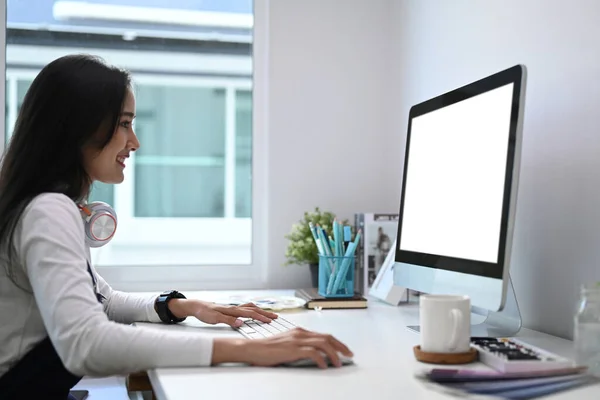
xmin=3 ymin=0 xmax=267 ymax=290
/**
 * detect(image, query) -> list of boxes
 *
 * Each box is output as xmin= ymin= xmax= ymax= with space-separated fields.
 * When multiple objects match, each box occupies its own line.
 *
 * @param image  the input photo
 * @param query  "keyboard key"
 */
xmin=236 ymin=315 xmax=296 ymax=339
xmin=239 ymin=326 xmax=256 ymax=333
xmin=275 ymin=318 xmax=297 ymax=330
xmin=239 ymin=326 xmax=263 ymax=339
xmin=470 ymin=337 xmax=573 ymax=373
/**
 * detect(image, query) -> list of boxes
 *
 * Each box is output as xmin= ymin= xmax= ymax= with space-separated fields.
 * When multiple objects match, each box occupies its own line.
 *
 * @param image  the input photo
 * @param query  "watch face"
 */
xmin=163 ymin=291 xmax=185 ymax=299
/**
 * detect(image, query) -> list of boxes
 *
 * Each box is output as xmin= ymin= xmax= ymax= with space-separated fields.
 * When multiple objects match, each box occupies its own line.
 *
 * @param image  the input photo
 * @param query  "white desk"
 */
xmin=136 ymin=290 xmax=599 ymax=400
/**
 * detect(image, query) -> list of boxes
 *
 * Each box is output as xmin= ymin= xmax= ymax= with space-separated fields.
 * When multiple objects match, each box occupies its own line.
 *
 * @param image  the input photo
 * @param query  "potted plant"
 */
xmin=284 ymin=207 xmax=349 ymax=287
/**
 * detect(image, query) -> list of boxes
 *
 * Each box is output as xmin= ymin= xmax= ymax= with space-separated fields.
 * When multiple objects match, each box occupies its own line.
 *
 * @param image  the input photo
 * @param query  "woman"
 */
xmin=0 ymin=54 xmax=353 ymax=399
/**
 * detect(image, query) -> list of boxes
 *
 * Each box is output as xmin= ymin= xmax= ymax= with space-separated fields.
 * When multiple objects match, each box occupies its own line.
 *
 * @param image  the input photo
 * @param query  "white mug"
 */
xmin=419 ymin=294 xmax=471 ymax=354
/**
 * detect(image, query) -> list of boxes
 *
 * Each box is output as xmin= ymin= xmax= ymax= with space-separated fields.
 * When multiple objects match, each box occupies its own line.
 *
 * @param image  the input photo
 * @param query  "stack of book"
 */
xmin=294 ymin=288 xmax=367 ymax=310
xmin=418 ymin=366 xmax=599 ymax=399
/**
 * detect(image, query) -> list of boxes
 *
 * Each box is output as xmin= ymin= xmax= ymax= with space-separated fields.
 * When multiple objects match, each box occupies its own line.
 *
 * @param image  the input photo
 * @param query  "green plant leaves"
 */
xmin=283 ymin=207 xmax=351 ymax=266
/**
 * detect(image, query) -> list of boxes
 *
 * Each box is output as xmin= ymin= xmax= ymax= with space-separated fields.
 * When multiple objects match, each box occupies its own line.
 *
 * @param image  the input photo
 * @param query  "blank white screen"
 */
xmin=399 ymin=83 xmax=514 ymax=263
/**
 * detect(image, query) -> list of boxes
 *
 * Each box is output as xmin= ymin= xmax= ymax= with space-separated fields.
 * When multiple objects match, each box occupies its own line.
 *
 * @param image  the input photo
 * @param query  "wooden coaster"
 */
xmin=413 ymin=345 xmax=478 ymax=364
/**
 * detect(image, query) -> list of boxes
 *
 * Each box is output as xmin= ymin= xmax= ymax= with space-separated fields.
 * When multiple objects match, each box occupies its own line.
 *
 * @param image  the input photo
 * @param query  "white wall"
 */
xmin=389 ymin=0 xmax=600 ymax=339
xmin=264 ymin=0 xmax=394 ymax=288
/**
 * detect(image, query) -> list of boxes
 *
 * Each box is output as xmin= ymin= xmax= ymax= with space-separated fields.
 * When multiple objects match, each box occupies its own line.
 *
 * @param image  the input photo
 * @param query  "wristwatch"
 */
xmin=155 ymin=290 xmax=187 ymax=324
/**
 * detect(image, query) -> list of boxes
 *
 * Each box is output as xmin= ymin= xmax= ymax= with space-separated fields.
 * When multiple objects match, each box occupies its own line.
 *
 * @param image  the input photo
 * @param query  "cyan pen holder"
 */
xmin=318 ymin=254 xmax=355 ymax=298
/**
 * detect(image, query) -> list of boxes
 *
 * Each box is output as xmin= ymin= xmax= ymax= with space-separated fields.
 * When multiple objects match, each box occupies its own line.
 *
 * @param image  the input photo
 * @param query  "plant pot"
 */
xmin=309 ymin=263 xmax=319 ymax=288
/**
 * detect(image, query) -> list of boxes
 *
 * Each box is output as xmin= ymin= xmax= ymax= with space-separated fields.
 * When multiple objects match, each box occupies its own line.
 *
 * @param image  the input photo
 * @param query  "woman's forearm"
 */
xmin=167 ymin=298 xmax=198 ymax=319
xmin=211 ymin=338 xmax=251 ymax=365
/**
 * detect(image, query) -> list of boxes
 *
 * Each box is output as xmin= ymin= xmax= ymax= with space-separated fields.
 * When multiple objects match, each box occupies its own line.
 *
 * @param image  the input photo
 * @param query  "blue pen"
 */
xmin=309 ymin=222 xmax=323 ymax=255
xmin=325 ymin=226 xmax=340 ymax=294
xmin=338 ymin=222 xmax=345 ymax=255
xmin=320 ymin=227 xmax=330 ymax=253
xmin=332 ymin=220 xmax=341 ymax=257
xmin=326 ymin=255 xmax=338 ymax=295
xmin=316 ymin=226 xmax=330 ymax=255
xmin=316 ymin=226 xmax=334 ymax=276
xmin=331 ymin=242 xmax=357 ymax=293
xmin=330 ymin=221 xmax=343 ymax=294
xmin=320 ymin=227 xmax=336 ymax=273
xmin=331 ymin=221 xmax=347 ymax=293
xmin=328 ymin=236 xmax=335 ymax=251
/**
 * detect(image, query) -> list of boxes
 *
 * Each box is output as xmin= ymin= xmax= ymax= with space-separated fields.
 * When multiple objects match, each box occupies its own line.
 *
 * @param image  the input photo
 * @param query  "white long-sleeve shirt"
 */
xmin=0 ymin=193 xmax=214 ymax=378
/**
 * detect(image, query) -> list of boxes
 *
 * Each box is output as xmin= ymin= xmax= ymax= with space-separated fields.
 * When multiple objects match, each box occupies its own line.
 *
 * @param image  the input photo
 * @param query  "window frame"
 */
xmin=1 ymin=0 xmax=270 ymax=291
xmin=119 ymin=74 xmax=253 ymax=224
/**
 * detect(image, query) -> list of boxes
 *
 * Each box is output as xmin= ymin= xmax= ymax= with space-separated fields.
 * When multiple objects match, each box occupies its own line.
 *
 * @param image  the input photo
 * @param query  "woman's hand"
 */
xmin=212 ymin=327 xmax=354 ymax=369
xmin=168 ymin=299 xmax=278 ymax=328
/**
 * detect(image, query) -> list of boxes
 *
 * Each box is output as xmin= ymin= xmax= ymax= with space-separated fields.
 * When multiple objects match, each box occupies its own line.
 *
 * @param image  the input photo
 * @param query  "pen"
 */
xmin=316 ymin=225 xmax=335 ymax=276
xmin=324 ymin=225 xmax=340 ymax=294
xmin=331 ymin=241 xmax=357 ymax=293
xmin=316 ymin=225 xmax=330 ymax=255
xmin=336 ymin=220 xmax=345 ymax=257
xmin=332 ymin=219 xmax=341 ymax=257
xmin=319 ymin=227 xmax=330 ymax=253
xmin=339 ymin=222 xmax=345 ymax=254
xmin=309 ymin=222 xmax=323 ymax=255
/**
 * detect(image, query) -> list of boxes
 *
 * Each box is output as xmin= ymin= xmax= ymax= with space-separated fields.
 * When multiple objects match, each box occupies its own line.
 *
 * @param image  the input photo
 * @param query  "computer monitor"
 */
xmin=393 ymin=65 xmax=527 ymax=337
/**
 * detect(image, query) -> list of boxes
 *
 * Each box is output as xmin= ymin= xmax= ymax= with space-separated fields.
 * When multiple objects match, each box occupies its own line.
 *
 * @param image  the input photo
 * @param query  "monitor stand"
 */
xmin=407 ymin=274 xmax=522 ymax=338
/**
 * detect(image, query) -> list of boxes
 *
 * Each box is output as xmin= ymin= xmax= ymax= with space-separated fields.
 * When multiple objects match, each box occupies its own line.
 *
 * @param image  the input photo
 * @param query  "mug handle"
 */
xmin=447 ymin=308 xmax=463 ymax=352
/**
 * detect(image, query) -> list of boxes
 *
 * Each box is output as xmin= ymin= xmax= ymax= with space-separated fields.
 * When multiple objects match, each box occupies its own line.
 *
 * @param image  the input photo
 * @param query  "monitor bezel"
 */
xmin=395 ymin=65 xmax=525 ymax=280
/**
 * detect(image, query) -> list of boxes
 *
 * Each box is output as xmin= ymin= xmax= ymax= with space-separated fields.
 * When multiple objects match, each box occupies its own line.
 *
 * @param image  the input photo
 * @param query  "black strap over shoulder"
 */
xmin=87 ymin=261 xmax=106 ymax=303
xmin=0 ymin=336 xmax=83 ymax=400
xmin=0 ymin=261 xmax=104 ymax=399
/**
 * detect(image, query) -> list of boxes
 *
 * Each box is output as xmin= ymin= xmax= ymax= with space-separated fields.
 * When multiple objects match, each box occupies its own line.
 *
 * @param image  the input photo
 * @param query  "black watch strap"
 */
xmin=155 ymin=290 xmax=187 ymax=324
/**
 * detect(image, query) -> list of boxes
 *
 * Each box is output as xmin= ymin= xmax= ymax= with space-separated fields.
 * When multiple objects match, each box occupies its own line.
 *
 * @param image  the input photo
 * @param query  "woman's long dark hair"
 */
xmin=0 ymin=54 xmax=132 ymax=286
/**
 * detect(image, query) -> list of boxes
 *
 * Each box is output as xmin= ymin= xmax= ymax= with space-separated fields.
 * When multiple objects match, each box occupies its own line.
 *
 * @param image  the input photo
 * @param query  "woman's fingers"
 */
xmin=324 ymin=333 xmax=354 ymax=357
xmin=238 ymin=303 xmax=279 ymax=319
xmin=301 ymin=337 xmax=341 ymax=367
xmin=298 ymin=347 xmax=328 ymax=369
xmin=290 ymin=328 xmax=352 ymax=358
xmin=218 ymin=314 xmax=243 ymax=328
xmin=235 ymin=309 xmax=272 ymax=323
xmin=215 ymin=306 xmax=273 ymax=323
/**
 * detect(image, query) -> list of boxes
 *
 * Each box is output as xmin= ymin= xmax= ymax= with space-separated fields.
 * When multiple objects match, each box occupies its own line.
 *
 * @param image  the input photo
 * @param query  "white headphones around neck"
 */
xmin=77 ymin=202 xmax=117 ymax=248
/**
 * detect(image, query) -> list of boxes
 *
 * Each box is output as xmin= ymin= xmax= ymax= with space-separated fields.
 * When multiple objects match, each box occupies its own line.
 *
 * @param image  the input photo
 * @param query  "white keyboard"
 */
xmin=236 ymin=315 xmax=297 ymax=339
xmin=470 ymin=337 xmax=575 ymax=373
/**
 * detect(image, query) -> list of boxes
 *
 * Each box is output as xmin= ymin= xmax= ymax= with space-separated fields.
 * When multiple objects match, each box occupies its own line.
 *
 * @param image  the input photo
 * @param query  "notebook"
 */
xmin=294 ymin=288 xmax=368 ymax=309
xmin=418 ymin=366 xmax=599 ymax=400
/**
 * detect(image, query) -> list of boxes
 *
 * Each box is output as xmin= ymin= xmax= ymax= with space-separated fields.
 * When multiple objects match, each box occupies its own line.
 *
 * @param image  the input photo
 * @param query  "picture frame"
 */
xmin=368 ymin=239 xmax=408 ymax=305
